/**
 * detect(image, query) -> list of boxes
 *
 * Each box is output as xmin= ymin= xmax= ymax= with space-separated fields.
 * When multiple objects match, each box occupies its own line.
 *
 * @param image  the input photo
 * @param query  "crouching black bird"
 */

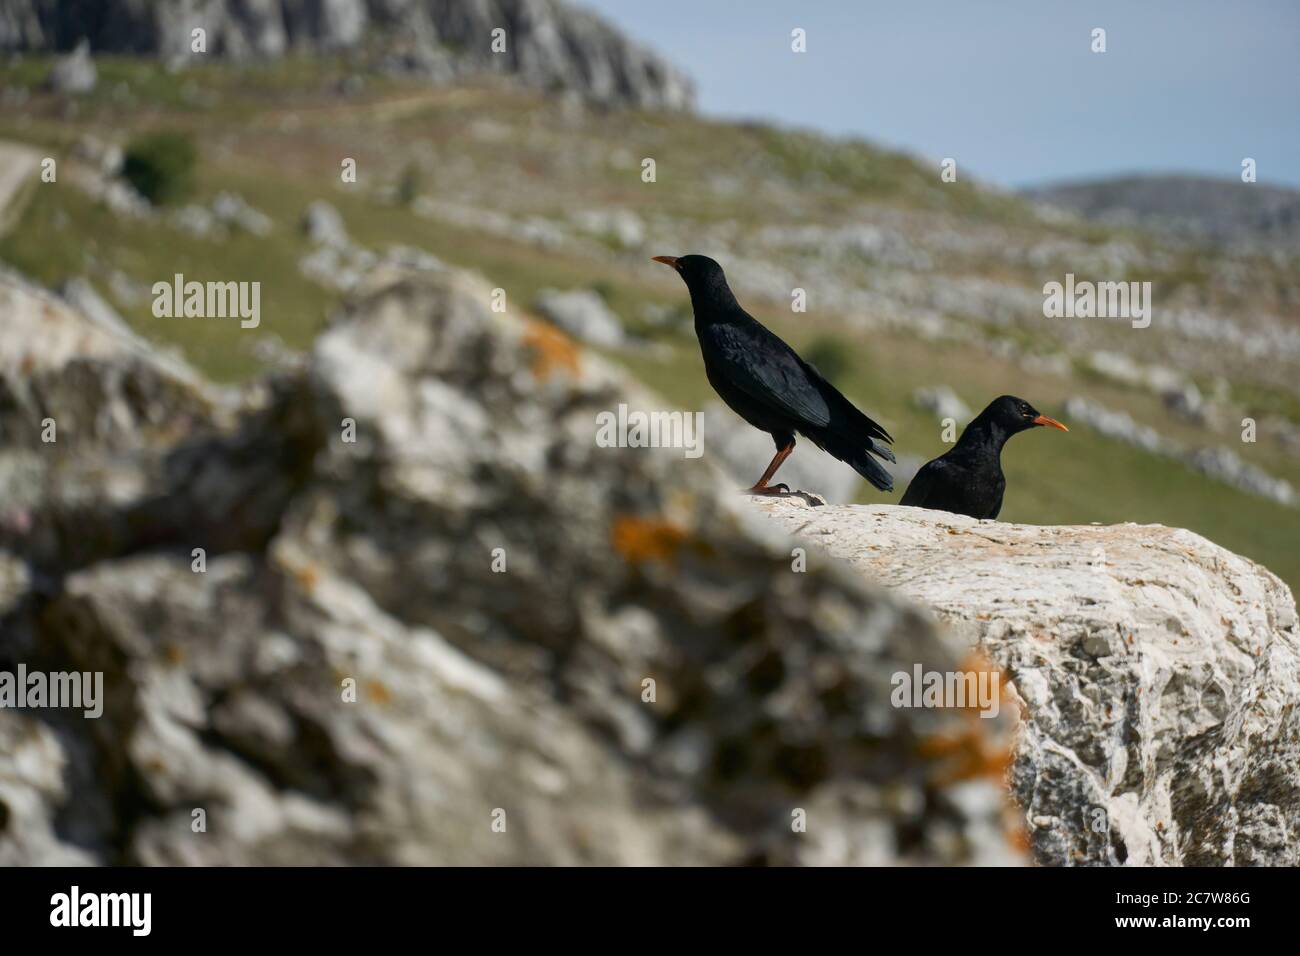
xmin=653 ymin=254 xmax=895 ymax=493
xmin=900 ymin=395 xmax=1068 ymax=519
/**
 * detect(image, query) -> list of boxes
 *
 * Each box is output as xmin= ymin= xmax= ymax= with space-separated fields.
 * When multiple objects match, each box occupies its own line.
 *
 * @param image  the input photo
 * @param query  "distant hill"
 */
xmin=1025 ymin=174 xmax=1300 ymax=248
xmin=0 ymin=0 xmax=694 ymax=109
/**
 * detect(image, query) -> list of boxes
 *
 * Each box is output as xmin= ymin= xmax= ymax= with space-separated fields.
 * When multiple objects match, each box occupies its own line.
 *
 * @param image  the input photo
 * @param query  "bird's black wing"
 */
xmin=701 ymin=318 xmax=896 ymax=490
xmin=703 ymin=320 xmax=833 ymax=430
xmin=801 ymin=358 xmax=894 ymax=447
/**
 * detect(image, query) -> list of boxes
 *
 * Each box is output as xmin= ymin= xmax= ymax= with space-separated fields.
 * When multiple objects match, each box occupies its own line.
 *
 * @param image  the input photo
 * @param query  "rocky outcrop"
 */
xmin=0 ymin=265 xmax=1018 ymax=866
xmin=44 ymin=35 xmax=94 ymax=92
xmin=0 ymin=0 xmax=694 ymax=110
xmin=751 ymin=497 xmax=1300 ymax=866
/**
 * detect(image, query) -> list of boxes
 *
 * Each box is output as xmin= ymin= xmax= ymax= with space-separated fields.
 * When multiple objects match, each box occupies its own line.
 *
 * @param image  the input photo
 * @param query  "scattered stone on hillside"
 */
xmin=518 ymin=217 xmax=567 ymax=249
xmin=1187 ymin=447 xmax=1296 ymax=507
xmin=212 ymin=191 xmax=272 ymax=236
xmin=637 ymin=302 xmax=684 ymax=330
xmin=70 ymin=132 xmax=122 ymax=175
xmin=381 ymin=244 xmax=444 ymax=275
xmin=912 ymin=385 xmax=972 ymax=425
xmin=751 ymin=495 xmax=1300 ymax=866
xmin=571 ymin=208 xmax=645 ymax=248
xmin=171 ymin=204 xmax=218 ymax=239
xmin=66 ymin=157 xmax=152 ymax=219
xmin=1064 ymin=396 xmax=1169 ymax=454
xmin=45 ymin=38 xmax=94 ymax=93
xmin=248 ymin=332 xmax=305 ymax=372
xmin=298 ymin=243 xmax=375 ymax=292
xmin=302 ymin=200 xmax=348 ymax=247
xmin=534 ymin=288 xmax=625 ymax=348
xmin=1019 ymin=352 xmax=1073 ymax=379
xmin=756 ymin=222 xmax=931 ymax=271
xmin=297 ymin=214 xmax=443 ymax=293
xmin=1267 ymin=417 xmax=1300 ymax=458
xmin=100 ymin=179 xmax=152 ymax=217
xmin=1163 ymin=381 xmax=1208 ymax=424
xmin=1066 ymin=396 xmax=1296 ymax=507
xmin=1087 ymin=350 xmax=1185 ymax=394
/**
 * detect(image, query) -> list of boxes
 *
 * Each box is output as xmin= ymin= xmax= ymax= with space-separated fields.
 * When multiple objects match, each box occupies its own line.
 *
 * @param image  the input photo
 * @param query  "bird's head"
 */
xmin=651 ymin=254 xmax=733 ymax=304
xmin=988 ymin=395 xmax=1069 ymax=434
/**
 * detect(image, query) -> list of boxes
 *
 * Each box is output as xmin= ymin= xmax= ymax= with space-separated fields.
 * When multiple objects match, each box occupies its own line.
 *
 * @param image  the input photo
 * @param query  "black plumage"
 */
xmin=653 ymin=254 xmax=895 ymax=494
xmin=900 ymin=394 xmax=1068 ymax=519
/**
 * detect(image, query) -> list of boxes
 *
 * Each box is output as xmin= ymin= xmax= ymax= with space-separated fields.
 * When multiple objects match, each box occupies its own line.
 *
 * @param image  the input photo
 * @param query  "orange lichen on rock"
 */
xmin=918 ymin=725 xmax=1014 ymax=785
xmin=289 ymin=562 xmax=320 ymax=593
xmin=611 ymin=514 xmax=690 ymax=566
xmin=522 ymin=319 xmax=580 ymax=380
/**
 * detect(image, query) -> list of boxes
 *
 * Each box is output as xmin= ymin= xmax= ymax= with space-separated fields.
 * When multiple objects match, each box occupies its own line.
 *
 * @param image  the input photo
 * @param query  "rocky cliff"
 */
xmin=752 ymin=497 xmax=1300 ymax=865
xmin=0 ymin=0 xmax=694 ymax=109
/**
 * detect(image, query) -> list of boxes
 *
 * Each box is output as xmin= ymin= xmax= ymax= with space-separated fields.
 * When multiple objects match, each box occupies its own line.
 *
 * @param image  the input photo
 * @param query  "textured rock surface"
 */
xmin=751 ymin=496 xmax=1300 ymax=866
xmin=44 ymin=36 xmax=94 ymax=92
xmin=0 ymin=265 xmax=1018 ymax=866
xmin=0 ymin=267 xmax=313 ymax=572
xmin=0 ymin=0 xmax=694 ymax=109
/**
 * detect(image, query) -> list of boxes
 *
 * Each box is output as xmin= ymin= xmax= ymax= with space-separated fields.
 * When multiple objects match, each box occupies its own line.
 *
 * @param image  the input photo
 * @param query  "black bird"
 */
xmin=652 ymin=254 xmax=895 ymax=494
xmin=899 ymin=395 xmax=1068 ymax=519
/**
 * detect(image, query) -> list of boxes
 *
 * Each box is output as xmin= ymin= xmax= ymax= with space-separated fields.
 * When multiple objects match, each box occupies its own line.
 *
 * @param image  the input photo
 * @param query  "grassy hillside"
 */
xmin=2 ymin=56 xmax=1298 ymax=590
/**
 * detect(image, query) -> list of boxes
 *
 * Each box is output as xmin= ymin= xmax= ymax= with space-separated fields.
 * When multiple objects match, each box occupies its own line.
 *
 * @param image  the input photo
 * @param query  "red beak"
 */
xmin=1033 ymin=414 xmax=1069 ymax=432
xmin=651 ymin=256 xmax=681 ymax=270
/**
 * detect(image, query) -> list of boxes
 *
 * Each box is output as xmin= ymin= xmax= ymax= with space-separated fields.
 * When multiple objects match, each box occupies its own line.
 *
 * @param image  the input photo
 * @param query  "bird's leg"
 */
xmin=744 ymin=439 xmax=795 ymax=495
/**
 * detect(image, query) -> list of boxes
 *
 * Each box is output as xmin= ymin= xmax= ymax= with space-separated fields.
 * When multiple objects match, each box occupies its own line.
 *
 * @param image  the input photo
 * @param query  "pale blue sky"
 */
xmin=583 ymin=0 xmax=1299 ymax=189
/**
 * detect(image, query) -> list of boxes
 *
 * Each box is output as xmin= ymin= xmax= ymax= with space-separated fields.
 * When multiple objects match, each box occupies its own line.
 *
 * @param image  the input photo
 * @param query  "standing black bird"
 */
xmin=653 ymin=254 xmax=895 ymax=493
xmin=899 ymin=395 xmax=1068 ymax=519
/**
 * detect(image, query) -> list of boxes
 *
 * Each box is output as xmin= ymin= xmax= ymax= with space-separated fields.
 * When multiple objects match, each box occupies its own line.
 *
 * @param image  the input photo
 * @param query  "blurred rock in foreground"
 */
xmin=0 ymin=266 xmax=1018 ymax=866
xmin=752 ymin=496 xmax=1300 ymax=866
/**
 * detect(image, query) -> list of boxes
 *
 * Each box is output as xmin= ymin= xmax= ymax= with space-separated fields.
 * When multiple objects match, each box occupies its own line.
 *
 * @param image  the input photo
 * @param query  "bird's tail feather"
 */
xmin=807 ymin=428 xmax=895 ymax=492
xmin=846 ymin=446 xmax=895 ymax=492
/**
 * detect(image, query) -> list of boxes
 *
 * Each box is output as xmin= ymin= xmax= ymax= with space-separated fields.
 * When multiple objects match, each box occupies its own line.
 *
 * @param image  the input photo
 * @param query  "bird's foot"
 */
xmin=742 ymin=482 xmax=790 ymax=496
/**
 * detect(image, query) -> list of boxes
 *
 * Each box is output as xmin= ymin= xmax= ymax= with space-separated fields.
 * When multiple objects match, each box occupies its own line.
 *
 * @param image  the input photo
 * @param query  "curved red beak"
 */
xmin=1033 ymin=414 xmax=1069 ymax=432
xmin=651 ymin=255 xmax=681 ymax=270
